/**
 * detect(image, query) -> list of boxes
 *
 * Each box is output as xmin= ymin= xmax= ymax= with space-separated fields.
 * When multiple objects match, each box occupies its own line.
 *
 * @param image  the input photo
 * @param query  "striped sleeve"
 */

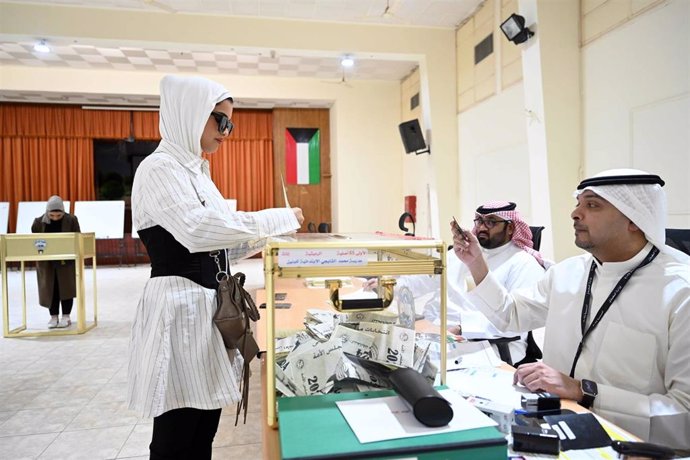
xmin=133 ymin=155 xmax=299 ymax=256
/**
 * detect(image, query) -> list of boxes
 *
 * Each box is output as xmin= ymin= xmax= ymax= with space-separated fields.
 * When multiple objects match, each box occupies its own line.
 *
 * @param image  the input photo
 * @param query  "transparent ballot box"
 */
xmin=261 ymin=233 xmax=448 ymax=428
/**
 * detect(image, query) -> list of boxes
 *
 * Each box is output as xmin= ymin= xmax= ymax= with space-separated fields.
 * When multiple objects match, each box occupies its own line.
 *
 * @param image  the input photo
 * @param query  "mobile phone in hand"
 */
xmin=452 ymin=216 xmax=469 ymax=240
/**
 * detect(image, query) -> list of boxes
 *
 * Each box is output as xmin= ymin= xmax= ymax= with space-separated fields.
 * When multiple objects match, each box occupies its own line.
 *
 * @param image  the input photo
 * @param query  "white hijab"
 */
xmin=158 ymin=75 xmax=232 ymax=158
xmin=574 ymin=168 xmax=687 ymax=261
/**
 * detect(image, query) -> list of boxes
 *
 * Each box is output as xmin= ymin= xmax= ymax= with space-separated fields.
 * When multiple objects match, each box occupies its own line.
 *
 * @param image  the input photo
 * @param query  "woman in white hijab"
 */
xmin=128 ymin=75 xmax=303 ymax=459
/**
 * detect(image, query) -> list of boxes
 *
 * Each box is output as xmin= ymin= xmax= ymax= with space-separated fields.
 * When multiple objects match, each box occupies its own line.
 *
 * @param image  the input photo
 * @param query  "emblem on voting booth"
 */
xmin=33 ymin=239 xmax=47 ymax=254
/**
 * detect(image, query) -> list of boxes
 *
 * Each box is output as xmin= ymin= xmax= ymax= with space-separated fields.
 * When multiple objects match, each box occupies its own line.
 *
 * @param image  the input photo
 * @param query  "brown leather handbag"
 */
xmin=213 ymin=271 xmax=260 ymax=424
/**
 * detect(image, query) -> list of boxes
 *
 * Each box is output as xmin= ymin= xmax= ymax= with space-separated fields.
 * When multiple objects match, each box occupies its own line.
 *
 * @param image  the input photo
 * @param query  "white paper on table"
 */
xmin=336 ymin=388 xmax=496 ymax=444
xmin=446 ymin=367 xmax=531 ymax=409
xmin=446 ymin=341 xmax=502 ymax=369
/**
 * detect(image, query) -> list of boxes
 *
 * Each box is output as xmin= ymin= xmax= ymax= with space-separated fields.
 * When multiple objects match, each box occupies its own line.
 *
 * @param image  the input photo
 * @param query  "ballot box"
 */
xmin=1 ymin=233 xmax=97 ymax=337
xmin=261 ymin=233 xmax=451 ymax=429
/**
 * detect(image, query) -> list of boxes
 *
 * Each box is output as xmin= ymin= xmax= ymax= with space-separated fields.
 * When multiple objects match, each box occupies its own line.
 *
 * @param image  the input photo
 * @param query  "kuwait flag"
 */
xmin=285 ymin=128 xmax=320 ymax=185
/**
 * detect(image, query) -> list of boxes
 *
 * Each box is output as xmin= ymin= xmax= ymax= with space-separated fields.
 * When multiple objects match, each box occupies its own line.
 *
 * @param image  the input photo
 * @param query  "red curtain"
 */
xmin=0 ymin=104 xmax=274 ymax=232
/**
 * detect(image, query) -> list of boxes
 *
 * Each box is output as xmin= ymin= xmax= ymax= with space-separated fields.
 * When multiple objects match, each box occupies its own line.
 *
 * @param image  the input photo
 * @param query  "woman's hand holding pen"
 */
xmin=292 ymin=208 xmax=304 ymax=225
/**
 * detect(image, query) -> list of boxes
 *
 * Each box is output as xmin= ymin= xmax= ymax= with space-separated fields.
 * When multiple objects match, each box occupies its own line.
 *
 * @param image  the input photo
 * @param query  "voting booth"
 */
xmin=1 ymin=232 xmax=97 ymax=338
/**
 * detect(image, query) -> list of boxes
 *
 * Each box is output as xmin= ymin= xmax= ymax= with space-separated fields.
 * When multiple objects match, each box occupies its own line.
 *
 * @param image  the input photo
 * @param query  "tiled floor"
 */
xmin=0 ymin=259 xmax=266 ymax=460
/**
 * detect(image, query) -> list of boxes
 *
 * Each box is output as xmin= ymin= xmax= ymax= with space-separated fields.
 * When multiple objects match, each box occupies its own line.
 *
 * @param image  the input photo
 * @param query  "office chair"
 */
xmin=666 ymin=228 xmax=690 ymax=256
xmin=529 ymin=226 xmax=545 ymax=251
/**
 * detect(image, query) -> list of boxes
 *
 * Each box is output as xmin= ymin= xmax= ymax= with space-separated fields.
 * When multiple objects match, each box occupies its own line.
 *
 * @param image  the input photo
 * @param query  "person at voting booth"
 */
xmin=126 ymin=75 xmax=303 ymax=460
xmin=452 ymin=169 xmax=690 ymax=448
xmin=31 ymin=195 xmax=81 ymax=329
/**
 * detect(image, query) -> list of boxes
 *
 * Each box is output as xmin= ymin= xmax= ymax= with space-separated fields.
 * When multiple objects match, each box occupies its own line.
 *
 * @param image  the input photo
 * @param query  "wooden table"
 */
xmin=255 ymin=280 xmax=638 ymax=459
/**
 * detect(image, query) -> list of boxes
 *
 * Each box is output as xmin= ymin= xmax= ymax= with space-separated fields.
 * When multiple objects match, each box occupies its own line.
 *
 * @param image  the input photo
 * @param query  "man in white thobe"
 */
xmin=452 ymin=169 xmax=690 ymax=449
xmin=381 ymin=201 xmax=545 ymax=365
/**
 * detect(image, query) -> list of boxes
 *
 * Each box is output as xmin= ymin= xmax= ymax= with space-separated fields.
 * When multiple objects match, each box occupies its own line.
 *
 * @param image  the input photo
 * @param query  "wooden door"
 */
xmin=272 ymin=108 xmax=331 ymax=233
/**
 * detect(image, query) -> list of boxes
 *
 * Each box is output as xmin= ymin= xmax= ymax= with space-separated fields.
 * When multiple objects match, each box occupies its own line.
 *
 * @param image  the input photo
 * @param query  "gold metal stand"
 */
xmin=263 ymin=233 xmax=447 ymax=428
xmin=1 ymin=233 xmax=97 ymax=337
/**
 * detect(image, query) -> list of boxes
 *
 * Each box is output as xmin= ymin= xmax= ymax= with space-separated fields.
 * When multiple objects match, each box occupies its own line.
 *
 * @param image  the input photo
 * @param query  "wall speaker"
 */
xmin=398 ymin=119 xmax=430 ymax=155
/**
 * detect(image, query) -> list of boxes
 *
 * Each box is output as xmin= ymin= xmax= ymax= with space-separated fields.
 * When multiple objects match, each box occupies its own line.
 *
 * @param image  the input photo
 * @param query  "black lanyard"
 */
xmin=569 ymin=246 xmax=660 ymax=378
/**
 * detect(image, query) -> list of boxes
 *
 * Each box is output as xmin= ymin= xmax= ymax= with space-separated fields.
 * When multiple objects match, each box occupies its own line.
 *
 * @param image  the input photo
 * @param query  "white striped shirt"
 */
xmin=127 ymin=139 xmax=299 ymax=418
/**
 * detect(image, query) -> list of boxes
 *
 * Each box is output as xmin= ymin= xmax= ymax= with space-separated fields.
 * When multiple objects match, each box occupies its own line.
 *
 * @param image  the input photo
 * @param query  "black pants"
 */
xmin=49 ymin=273 xmax=73 ymax=316
xmin=150 ymin=408 xmax=222 ymax=460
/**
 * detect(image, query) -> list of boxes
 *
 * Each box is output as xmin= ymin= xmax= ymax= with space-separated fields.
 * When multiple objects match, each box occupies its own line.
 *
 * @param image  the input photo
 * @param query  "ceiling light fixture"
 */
xmin=33 ymin=39 xmax=51 ymax=53
xmin=340 ymin=56 xmax=354 ymax=68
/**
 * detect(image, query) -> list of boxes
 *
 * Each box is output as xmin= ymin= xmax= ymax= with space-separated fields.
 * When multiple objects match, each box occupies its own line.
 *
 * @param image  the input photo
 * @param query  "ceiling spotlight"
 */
xmin=340 ymin=56 xmax=354 ymax=68
xmin=33 ymin=39 xmax=51 ymax=53
xmin=500 ymin=14 xmax=534 ymax=45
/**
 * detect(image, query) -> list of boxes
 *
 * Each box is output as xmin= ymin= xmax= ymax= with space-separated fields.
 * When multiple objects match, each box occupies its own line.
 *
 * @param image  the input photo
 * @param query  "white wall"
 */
xmin=583 ymin=0 xmax=690 ymax=227
xmin=457 ymin=84 xmax=547 ymax=252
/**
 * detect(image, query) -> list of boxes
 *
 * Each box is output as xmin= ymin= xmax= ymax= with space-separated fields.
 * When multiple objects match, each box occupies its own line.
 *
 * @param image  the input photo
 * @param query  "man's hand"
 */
xmin=292 ymin=207 xmax=305 ymax=225
xmin=450 ymin=220 xmax=481 ymax=264
xmin=513 ymin=362 xmax=584 ymax=401
xmin=450 ymin=220 xmax=489 ymax=285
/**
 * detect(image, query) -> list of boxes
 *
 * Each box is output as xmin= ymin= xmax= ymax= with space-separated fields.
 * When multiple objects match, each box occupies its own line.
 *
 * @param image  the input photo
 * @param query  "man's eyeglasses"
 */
xmin=473 ymin=217 xmax=511 ymax=229
xmin=211 ymin=111 xmax=234 ymax=135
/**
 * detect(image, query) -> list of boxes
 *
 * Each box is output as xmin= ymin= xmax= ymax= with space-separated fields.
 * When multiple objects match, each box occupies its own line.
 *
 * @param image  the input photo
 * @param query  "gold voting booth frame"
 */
xmin=263 ymin=233 xmax=448 ymax=428
xmin=1 ymin=233 xmax=98 ymax=338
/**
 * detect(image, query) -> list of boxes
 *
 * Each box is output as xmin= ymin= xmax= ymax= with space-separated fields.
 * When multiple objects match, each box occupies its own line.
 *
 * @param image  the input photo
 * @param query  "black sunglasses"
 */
xmin=473 ymin=218 xmax=511 ymax=229
xmin=210 ymin=111 xmax=234 ymax=135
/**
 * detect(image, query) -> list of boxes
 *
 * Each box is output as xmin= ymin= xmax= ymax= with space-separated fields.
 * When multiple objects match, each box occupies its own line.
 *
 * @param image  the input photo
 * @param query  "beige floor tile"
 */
xmin=116 ymin=422 xmax=151 ymax=459
xmin=66 ymin=400 xmax=142 ymax=431
xmin=212 ymin=442 xmax=263 ymax=460
xmin=0 ymin=389 xmax=43 ymax=412
xmin=38 ymin=425 xmax=132 ymax=460
xmin=0 ymin=410 xmax=17 ymax=424
xmin=54 ymin=366 xmax=120 ymax=387
xmin=214 ymin=411 xmax=263 ymax=448
xmin=1 ymin=261 xmax=268 ymax=459
xmin=0 ymin=432 xmax=59 ymax=460
xmin=23 ymin=384 xmax=101 ymax=410
xmin=90 ymin=381 xmax=129 ymax=404
xmin=0 ymin=405 xmax=82 ymax=436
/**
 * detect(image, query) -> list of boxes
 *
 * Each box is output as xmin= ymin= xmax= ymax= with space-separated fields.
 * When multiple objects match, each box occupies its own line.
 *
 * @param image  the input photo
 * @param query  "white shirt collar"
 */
xmin=594 ymin=242 xmax=655 ymax=276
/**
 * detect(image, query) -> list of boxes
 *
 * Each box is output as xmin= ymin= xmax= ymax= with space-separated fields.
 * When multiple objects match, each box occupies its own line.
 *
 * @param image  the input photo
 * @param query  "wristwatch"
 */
xmin=579 ymin=379 xmax=598 ymax=409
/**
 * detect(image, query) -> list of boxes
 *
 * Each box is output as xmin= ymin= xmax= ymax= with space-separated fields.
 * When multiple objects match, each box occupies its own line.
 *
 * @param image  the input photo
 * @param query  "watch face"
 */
xmin=582 ymin=379 xmax=597 ymax=395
